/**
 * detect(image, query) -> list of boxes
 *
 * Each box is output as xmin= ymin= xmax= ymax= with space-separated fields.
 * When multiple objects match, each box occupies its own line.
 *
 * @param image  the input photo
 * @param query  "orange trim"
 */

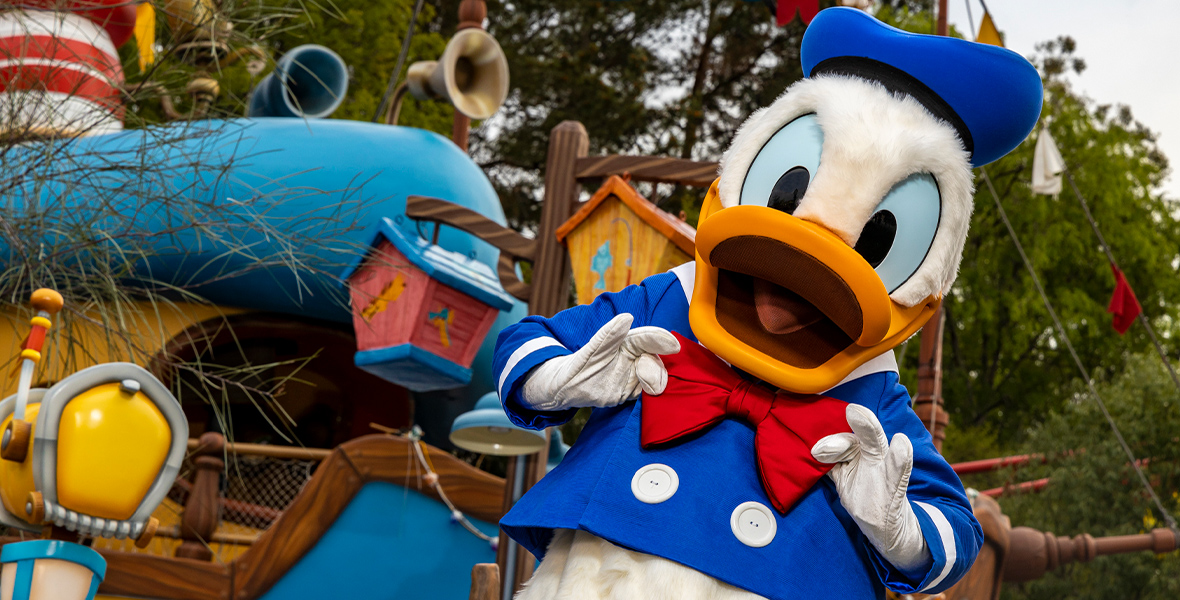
xmin=698 ymin=179 xmax=723 ymax=223
xmin=555 ymin=174 xmax=696 ymax=255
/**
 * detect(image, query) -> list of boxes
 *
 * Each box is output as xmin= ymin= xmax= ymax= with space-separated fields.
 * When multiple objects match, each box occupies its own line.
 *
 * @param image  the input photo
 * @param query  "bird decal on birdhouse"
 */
xmin=493 ymin=8 xmax=1042 ymax=600
xmin=591 ymin=240 xmax=614 ymax=291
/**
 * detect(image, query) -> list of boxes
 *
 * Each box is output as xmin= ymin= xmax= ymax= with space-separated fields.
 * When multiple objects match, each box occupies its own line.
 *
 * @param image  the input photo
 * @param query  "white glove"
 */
xmin=521 ymin=314 xmax=680 ymax=412
xmin=811 ymin=404 xmax=930 ymax=572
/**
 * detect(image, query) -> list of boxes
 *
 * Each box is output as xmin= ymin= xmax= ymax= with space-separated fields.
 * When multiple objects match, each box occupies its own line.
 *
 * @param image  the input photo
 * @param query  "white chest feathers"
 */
xmin=515 ymin=529 xmax=767 ymax=600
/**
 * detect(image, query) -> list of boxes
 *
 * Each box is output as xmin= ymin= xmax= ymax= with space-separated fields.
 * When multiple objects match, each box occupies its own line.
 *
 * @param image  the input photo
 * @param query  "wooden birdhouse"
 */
xmin=557 ymin=175 xmax=696 ymax=305
xmin=341 ymin=219 xmax=514 ymax=392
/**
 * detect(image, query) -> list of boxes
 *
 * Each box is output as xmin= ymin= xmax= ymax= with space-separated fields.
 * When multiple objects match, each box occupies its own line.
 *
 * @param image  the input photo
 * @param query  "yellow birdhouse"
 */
xmin=557 ymin=175 xmax=696 ymax=305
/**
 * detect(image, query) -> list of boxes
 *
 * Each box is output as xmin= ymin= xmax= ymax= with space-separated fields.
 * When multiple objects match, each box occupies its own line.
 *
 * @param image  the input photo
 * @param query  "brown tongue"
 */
xmin=753 ymin=278 xmax=826 ymax=335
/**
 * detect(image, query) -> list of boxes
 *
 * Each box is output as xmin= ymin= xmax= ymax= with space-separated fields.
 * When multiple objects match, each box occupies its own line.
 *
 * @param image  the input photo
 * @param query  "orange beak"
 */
xmin=689 ymin=180 xmax=940 ymax=394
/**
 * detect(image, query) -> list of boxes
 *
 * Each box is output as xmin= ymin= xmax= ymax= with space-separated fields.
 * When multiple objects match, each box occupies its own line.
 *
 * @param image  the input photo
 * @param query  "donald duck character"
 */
xmin=492 ymin=8 xmax=1042 ymax=599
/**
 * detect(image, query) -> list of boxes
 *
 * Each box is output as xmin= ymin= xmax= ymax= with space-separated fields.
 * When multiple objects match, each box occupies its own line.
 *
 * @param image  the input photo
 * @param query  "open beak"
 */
xmin=689 ymin=180 xmax=940 ymax=394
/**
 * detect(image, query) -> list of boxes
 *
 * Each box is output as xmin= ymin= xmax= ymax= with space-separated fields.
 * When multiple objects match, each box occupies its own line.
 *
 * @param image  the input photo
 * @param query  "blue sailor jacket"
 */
xmin=493 ymin=264 xmax=982 ymax=599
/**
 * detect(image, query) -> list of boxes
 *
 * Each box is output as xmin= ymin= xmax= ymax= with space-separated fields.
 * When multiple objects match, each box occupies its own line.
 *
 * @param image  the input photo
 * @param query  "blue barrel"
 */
xmin=0 ymin=540 xmax=106 ymax=600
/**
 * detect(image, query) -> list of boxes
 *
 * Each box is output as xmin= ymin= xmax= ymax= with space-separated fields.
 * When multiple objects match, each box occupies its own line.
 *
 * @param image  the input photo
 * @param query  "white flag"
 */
xmin=1031 ymin=128 xmax=1065 ymax=195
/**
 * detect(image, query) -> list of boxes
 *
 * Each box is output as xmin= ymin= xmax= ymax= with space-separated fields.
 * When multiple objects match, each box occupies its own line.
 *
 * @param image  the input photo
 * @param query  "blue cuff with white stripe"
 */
xmin=495 ymin=336 xmax=575 ymax=429
xmin=868 ymin=500 xmax=964 ymax=595
xmin=909 ymin=500 xmax=967 ymax=594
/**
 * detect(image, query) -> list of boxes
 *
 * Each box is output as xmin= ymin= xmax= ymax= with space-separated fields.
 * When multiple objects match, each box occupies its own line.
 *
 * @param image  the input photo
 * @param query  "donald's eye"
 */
xmin=862 ymin=173 xmax=941 ymax=293
xmin=768 ymin=167 xmax=809 ymax=214
xmin=740 ymin=114 xmax=823 ymax=209
xmin=854 ymin=210 xmax=897 ymax=267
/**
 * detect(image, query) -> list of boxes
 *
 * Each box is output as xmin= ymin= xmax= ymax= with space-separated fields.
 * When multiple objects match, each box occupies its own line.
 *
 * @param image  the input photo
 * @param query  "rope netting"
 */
xmin=169 ymin=454 xmax=319 ymax=532
xmin=224 ymin=456 xmax=318 ymax=529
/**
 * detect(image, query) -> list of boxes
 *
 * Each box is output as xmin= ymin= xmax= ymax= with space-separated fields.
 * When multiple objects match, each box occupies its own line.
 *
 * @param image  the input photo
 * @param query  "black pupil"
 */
xmin=767 ymin=166 xmax=809 ymax=214
xmin=854 ymin=210 xmax=897 ymax=268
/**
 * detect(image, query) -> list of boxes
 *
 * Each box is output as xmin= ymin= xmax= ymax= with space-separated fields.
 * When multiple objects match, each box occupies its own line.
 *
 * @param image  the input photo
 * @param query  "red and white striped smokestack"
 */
xmin=0 ymin=1 xmax=137 ymax=138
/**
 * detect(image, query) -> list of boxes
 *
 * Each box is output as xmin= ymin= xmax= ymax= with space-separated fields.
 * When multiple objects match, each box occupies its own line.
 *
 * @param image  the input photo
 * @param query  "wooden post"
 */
xmin=469 ymin=563 xmax=501 ymax=600
xmin=175 ymin=432 xmax=224 ymax=561
xmin=495 ymin=447 xmax=552 ymax=598
xmin=938 ymin=492 xmax=1179 ymax=598
xmin=912 ymin=308 xmax=949 ymax=452
xmin=451 ymin=0 xmax=487 ymax=151
xmin=493 ymin=120 xmax=588 ymax=597
xmin=530 ymin=120 xmax=589 ymax=318
xmin=1004 ymin=526 xmax=1178 ymax=583
xmin=937 ymin=0 xmax=949 ymax=36
xmin=495 ymin=453 xmax=533 ymax=599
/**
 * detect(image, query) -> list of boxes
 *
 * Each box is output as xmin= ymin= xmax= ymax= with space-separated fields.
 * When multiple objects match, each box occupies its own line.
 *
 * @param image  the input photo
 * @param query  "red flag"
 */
xmin=1107 ymin=264 xmax=1142 ymax=334
xmin=777 ymin=1 xmax=820 ymax=26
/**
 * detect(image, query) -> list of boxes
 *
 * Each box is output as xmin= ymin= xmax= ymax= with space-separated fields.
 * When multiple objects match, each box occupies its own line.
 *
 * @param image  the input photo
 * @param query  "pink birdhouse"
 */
xmin=342 ymin=219 xmax=514 ymax=391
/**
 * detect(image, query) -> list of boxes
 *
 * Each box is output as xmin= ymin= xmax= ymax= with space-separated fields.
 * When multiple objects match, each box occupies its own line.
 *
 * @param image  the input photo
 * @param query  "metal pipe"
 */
xmin=951 ymin=453 xmax=1045 ymax=475
xmin=186 ymin=438 xmax=331 ymax=461
xmin=980 ymin=477 xmax=1050 ymax=498
xmin=247 ymin=45 xmax=349 ymax=119
xmin=501 ymin=454 xmax=527 ymax=600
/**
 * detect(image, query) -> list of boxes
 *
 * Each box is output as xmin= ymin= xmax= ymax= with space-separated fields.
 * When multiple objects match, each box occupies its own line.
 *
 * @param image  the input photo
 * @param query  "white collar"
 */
xmin=667 ymin=261 xmax=898 ymax=389
xmin=825 ymin=350 xmax=897 ymax=391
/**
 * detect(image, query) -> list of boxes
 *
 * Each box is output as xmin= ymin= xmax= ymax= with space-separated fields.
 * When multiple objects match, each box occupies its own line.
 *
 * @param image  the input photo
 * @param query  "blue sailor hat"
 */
xmin=801 ymin=7 xmax=1043 ymax=167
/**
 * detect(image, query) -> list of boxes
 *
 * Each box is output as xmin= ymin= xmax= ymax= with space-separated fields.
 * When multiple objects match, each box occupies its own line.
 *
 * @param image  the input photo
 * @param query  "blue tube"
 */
xmin=1 ymin=117 xmax=526 ymax=423
xmin=247 ymin=45 xmax=349 ymax=118
xmin=1 ymin=118 xmax=515 ymax=322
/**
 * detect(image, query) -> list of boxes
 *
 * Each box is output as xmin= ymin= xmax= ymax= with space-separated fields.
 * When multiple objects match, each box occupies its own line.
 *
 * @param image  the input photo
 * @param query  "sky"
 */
xmin=944 ymin=0 xmax=1180 ymax=198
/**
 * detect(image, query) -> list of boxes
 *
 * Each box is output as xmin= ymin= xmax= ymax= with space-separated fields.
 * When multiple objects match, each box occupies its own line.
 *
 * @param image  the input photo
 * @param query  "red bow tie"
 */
xmin=640 ymin=332 xmax=852 ymax=514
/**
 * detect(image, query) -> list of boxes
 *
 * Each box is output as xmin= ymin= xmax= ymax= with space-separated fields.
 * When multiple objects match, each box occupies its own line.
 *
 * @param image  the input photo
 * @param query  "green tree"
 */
xmin=468 ymin=0 xmax=808 ymax=228
xmin=872 ymin=4 xmax=1179 ymax=457
xmin=121 ymin=2 xmax=291 ymax=123
xmin=264 ymin=0 xmax=454 ymax=132
xmin=874 ymin=0 xmax=967 ymax=37
xmin=922 ymin=37 xmax=1180 ymax=455
xmin=994 ymin=354 xmax=1180 ymax=599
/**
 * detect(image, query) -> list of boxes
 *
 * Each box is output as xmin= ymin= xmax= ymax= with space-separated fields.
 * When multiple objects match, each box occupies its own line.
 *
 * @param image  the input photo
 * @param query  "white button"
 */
xmin=631 ymin=464 xmax=679 ymax=504
xmin=730 ymin=501 xmax=776 ymax=548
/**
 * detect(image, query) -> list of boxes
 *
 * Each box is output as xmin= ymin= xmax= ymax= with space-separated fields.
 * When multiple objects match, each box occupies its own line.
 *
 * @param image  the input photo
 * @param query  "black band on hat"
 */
xmin=811 ymin=56 xmax=975 ymax=159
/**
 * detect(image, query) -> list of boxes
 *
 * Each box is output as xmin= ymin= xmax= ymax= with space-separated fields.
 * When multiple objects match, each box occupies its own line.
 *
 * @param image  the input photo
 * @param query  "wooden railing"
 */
xmin=163 ymin=430 xmax=507 ymax=560
xmin=0 ymin=434 xmax=509 ymax=600
xmin=166 ymin=433 xmax=334 ymax=554
xmin=177 ymin=432 xmax=227 ymax=559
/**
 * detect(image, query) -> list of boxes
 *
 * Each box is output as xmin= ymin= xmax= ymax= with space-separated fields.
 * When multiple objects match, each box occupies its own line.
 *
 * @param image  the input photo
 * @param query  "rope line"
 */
xmin=373 ymin=0 xmax=428 ymax=122
xmin=418 ymin=440 xmax=439 ymax=473
xmin=963 ymin=0 xmax=976 ymax=39
xmin=1061 ymin=168 xmax=1180 ymax=392
xmin=981 ymin=167 xmax=1180 ymax=535
xmin=406 ymin=429 xmax=495 ymax=543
